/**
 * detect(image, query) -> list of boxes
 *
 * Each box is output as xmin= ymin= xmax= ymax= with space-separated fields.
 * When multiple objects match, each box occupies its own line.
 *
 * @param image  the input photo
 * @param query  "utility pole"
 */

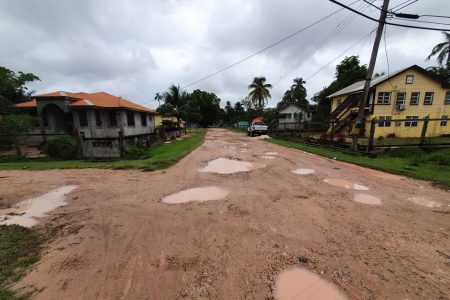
xmin=352 ymin=0 xmax=390 ymax=151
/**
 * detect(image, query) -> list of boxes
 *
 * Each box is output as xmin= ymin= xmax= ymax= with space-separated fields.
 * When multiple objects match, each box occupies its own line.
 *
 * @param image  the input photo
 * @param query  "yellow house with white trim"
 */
xmin=328 ymin=65 xmax=450 ymax=138
xmin=154 ymin=114 xmax=185 ymax=128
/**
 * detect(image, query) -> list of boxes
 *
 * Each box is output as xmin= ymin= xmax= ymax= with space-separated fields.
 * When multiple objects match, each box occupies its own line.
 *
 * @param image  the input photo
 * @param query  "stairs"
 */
xmin=329 ymin=94 xmax=364 ymax=134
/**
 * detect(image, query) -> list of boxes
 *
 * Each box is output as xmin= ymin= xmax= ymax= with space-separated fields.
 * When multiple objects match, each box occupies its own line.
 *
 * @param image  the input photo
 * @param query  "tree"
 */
xmin=186 ymin=89 xmax=222 ymax=126
xmin=311 ymin=56 xmax=367 ymax=122
xmin=154 ymin=92 xmax=163 ymax=106
xmin=162 ymin=84 xmax=188 ymax=127
xmin=0 ymin=66 xmax=40 ymax=108
xmin=0 ymin=115 xmax=38 ymax=155
xmin=426 ymin=31 xmax=450 ymax=70
xmin=277 ymin=77 xmax=308 ymax=110
xmin=248 ymin=77 xmax=272 ymax=110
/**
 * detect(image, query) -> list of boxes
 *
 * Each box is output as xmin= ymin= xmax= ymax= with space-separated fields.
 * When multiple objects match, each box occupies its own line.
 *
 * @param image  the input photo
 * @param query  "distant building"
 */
xmin=276 ymin=103 xmax=312 ymax=129
xmin=16 ymin=91 xmax=157 ymax=157
xmin=328 ymin=65 xmax=450 ymax=138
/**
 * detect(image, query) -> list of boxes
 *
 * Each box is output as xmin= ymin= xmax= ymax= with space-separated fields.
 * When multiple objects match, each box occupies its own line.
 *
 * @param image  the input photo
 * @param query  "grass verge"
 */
xmin=0 ymin=225 xmax=44 ymax=299
xmin=0 ymin=129 xmax=206 ymax=170
xmin=267 ymin=138 xmax=450 ymax=189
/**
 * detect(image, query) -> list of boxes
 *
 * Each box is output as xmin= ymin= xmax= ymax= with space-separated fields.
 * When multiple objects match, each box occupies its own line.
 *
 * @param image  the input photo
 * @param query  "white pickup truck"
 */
xmin=247 ymin=121 xmax=268 ymax=136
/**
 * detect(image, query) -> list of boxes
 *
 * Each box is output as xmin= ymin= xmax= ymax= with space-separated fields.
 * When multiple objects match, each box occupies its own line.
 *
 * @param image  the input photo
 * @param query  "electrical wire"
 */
xmin=392 ymin=17 xmax=450 ymax=27
xmin=179 ymin=0 xmax=362 ymax=90
xmin=362 ymin=0 xmax=383 ymax=11
xmin=420 ymin=14 xmax=450 ymax=19
xmin=390 ymin=0 xmax=414 ymax=11
xmin=383 ymin=25 xmax=395 ymax=88
xmin=392 ymin=0 xmax=419 ymax=12
xmin=305 ymin=28 xmax=377 ymax=81
xmin=329 ymin=0 xmax=450 ymax=31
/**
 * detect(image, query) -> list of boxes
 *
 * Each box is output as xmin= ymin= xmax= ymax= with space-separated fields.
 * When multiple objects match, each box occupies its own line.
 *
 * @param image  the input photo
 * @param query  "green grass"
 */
xmin=0 ymin=225 xmax=43 ymax=299
xmin=267 ymin=138 xmax=450 ymax=189
xmin=0 ymin=129 xmax=206 ymax=170
xmin=358 ymin=136 xmax=450 ymax=146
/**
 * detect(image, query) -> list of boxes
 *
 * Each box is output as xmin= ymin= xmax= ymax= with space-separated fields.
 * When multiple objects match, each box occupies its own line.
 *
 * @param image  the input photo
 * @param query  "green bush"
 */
xmin=388 ymin=147 xmax=425 ymax=158
xmin=428 ymin=150 xmax=450 ymax=166
xmin=46 ymin=136 xmax=77 ymax=159
xmin=123 ymin=147 xmax=150 ymax=160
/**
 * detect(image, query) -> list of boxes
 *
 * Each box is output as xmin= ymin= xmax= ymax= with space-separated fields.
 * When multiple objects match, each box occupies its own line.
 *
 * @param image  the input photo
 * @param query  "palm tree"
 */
xmin=426 ymin=31 xmax=450 ymax=70
xmin=248 ymin=77 xmax=272 ymax=110
xmin=163 ymin=85 xmax=188 ymax=127
xmin=155 ymin=92 xmax=162 ymax=106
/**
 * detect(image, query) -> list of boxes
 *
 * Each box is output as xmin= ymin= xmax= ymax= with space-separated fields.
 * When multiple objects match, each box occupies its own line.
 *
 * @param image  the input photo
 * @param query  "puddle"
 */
xmin=199 ymin=157 xmax=263 ymax=174
xmin=261 ymin=156 xmax=276 ymax=159
xmin=265 ymin=152 xmax=278 ymax=155
xmin=324 ymin=179 xmax=369 ymax=190
xmin=255 ymin=135 xmax=271 ymax=140
xmin=275 ymin=268 xmax=347 ymax=300
xmin=291 ymin=168 xmax=315 ymax=175
xmin=161 ymin=186 xmax=229 ymax=204
xmin=407 ymin=196 xmax=443 ymax=208
xmin=0 ymin=186 xmax=78 ymax=228
xmin=354 ymin=193 xmax=382 ymax=205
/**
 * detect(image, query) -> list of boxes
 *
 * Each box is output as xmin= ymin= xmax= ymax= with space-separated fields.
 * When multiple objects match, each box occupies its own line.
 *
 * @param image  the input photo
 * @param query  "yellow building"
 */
xmin=154 ymin=114 xmax=185 ymax=128
xmin=328 ymin=65 xmax=450 ymax=138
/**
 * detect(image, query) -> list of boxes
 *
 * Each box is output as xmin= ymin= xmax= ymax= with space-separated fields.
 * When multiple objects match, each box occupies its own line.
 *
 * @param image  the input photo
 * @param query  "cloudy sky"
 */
xmin=0 ymin=0 xmax=448 ymax=109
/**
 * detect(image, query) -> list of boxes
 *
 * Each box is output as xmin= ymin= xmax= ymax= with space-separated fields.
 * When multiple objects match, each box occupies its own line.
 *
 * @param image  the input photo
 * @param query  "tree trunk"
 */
xmin=12 ymin=134 xmax=22 ymax=156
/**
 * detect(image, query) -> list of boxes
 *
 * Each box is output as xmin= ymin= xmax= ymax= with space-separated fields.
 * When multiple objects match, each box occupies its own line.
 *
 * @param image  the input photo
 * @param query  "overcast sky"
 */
xmin=0 ymin=0 xmax=448 ymax=109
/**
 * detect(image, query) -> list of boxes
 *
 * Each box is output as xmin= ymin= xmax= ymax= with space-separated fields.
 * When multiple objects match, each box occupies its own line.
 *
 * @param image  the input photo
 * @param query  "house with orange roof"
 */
xmin=16 ymin=91 xmax=157 ymax=157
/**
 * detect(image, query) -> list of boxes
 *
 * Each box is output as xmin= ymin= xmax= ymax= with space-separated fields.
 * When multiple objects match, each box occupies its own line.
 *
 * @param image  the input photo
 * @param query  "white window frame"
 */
xmin=396 ymin=92 xmax=406 ymax=105
xmin=406 ymin=75 xmax=414 ymax=84
xmin=377 ymin=92 xmax=391 ymax=105
xmin=410 ymin=92 xmax=420 ymax=105
xmin=424 ymin=92 xmax=434 ymax=105
xmin=378 ymin=116 xmax=392 ymax=127
xmin=405 ymin=116 xmax=419 ymax=127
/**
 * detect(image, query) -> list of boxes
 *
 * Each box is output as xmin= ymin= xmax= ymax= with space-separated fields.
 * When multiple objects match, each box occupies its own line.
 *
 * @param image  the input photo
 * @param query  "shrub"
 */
xmin=123 ymin=146 xmax=150 ymax=160
xmin=46 ymin=136 xmax=77 ymax=159
xmin=389 ymin=147 xmax=425 ymax=158
xmin=409 ymin=153 xmax=425 ymax=166
xmin=428 ymin=150 xmax=450 ymax=166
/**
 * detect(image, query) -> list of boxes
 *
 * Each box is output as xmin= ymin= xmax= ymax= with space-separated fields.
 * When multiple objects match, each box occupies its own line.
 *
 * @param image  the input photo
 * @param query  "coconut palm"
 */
xmin=155 ymin=92 xmax=162 ymax=106
xmin=247 ymin=77 xmax=272 ymax=110
xmin=163 ymin=85 xmax=188 ymax=127
xmin=426 ymin=31 xmax=450 ymax=69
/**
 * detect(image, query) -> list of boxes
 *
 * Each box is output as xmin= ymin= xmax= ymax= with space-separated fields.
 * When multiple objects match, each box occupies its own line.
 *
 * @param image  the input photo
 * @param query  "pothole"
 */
xmin=407 ymin=196 xmax=443 ymax=208
xmin=265 ymin=152 xmax=278 ymax=155
xmin=0 ymin=185 xmax=78 ymax=228
xmin=354 ymin=193 xmax=382 ymax=205
xmin=260 ymin=156 xmax=276 ymax=159
xmin=291 ymin=168 xmax=315 ymax=175
xmin=199 ymin=157 xmax=264 ymax=174
xmin=324 ymin=179 xmax=369 ymax=190
xmin=161 ymin=186 xmax=229 ymax=204
xmin=275 ymin=268 xmax=347 ymax=300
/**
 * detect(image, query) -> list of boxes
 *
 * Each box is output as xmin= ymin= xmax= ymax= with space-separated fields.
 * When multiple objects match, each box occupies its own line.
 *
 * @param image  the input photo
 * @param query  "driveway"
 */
xmin=1 ymin=129 xmax=449 ymax=299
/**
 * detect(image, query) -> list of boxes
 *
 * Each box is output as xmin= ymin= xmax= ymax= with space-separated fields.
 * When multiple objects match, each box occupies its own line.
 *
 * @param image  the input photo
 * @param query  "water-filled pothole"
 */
xmin=407 ymin=196 xmax=443 ymax=208
xmin=324 ymin=179 xmax=369 ymax=190
xmin=0 ymin=186 xmax=78 ymax=227
xmin=261 ymin=156 xmax=276 ymax=159
xmin=291 ymin=168 xmax=315 ymax=175
xmin=354 ymin=193 xmax=382 ymax=205
xmin=265 ymin=152 xmax=278 ymax=155
xmin=161 ymin=186 xmax=229 ymax=204
xmin=199 ymin=157 xmax=264 ymax=174
xmin=275 ymin=268 xmax=347 ymax=300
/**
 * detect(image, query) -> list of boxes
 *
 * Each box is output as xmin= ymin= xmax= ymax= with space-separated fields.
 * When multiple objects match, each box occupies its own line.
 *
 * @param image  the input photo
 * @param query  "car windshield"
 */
xmin=253 ymin=122 xmax=265 ymax=126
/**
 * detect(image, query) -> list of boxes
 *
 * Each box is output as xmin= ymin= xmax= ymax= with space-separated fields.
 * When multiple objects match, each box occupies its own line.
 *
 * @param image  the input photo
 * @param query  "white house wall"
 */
xmin=278 ymin=105 xmax=312 ymax=123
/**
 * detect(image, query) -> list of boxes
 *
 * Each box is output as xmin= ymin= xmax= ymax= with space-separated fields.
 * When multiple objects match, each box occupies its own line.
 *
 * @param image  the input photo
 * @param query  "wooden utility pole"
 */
xmin=352 ymin=0 xmax=390 ymax=151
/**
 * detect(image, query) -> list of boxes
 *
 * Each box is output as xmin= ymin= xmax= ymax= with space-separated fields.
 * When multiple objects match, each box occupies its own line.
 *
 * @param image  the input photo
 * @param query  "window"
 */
xmin=445 ymin=91 xmax=450 ymax=105
xmin=287 ymin=113 xmax=291 ymax=119
xmin=293 ymin=112 xmax=298 ymax=119
xmin=396 ymin=92 xmax=406 ymax=105
xmin=424 ymin=92 xmax=434 ymax=105
xmin=406 ymin=75 xmax=414 ymax=84
xmin=95 ymin=111 xmax=102 ymax=126
xmin=79 ymin=111 xmax=88 ymax=127
xmin=127 ymin=111 xmax=135 ymax=126
xmin=109 ymin=111 xmax=117 ymax=127
xmin=405 ymin=116 xmax=419 ymax=127
xmin=410 ymin=92 xmax=420 ymax=105
xmin=141 ymin=113 xmax=147 ymax=126
xmin=377 ymin=92 xmax=391 ymax=104
xmin=378 ymin=116 xmax=392 ymax=127
xmin=441 ymin=115 xmax=448 ymax=127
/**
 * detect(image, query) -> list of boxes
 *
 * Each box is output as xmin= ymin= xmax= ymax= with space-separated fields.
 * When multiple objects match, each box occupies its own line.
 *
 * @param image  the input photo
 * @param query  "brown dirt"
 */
xmin=1 ymin=129 xmax=449 ymax=299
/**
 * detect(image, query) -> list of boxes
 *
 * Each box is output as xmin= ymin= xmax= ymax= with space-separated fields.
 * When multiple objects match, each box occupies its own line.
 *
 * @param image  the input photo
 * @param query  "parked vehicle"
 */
xmin=247 ymin=121 xmax=268 ymax=136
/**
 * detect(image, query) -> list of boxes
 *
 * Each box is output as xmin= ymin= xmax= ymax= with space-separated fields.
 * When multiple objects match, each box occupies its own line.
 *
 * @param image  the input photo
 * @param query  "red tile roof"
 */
xmin=16 ymin=91 xmax=155 ymax=113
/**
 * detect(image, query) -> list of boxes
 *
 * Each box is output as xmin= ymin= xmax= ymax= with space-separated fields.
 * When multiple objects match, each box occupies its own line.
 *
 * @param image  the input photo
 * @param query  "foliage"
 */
xmin=427 ymin=150 xmax=450 ymax=166
xmin=426 ymin=31 xmax=450 ymax=68
xmin=248 ymin=77 xmax=272 ymax=110
xmin=0 ymin=66 xmax=40 ymax=108
xmin=46 ymin=136 xmax=77 ymax=159
xmin=311 ymin=56 xmax=367 ymax=122
xmin=277 ymin=77 xmax=308 ymax=110
xmin=123 ymin=147 xmax=150 ymax=160
xmin=388 ymin=147 xmax=425 ymax=158
xmin=426 ymin=66 xmax=450 ymax=85
xmin=185 ymin=89 xmax=222 ymax=126
xmin=0 ymin=115 xmax=37 ymax=136
xmin=161 ymin=84 xmax=189 ymax=127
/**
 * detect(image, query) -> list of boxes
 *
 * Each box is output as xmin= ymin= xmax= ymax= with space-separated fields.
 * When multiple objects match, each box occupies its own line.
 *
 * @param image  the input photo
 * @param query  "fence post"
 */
xmin=118 ymin=130 xmax=124 ymax=156
xmin=368 ymin=118 xmax=376 ymax=152
xmin=11 ymin=134 xmax=22 ymax=156
xmin=75 ymin=129 xmax=84 ymax=159
xmin=420 ymin=116 xmax=429 ymax=146
xmin=329 ymin=120 xmax=335 ymax=144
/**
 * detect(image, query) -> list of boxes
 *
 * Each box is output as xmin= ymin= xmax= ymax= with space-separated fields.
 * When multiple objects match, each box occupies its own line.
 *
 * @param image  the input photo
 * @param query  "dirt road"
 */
xmin=1 ymin=129 xmax=449 ymax=299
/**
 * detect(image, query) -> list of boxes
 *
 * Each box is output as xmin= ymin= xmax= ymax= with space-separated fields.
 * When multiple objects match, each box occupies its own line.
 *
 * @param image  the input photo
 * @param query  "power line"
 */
xmin=390 ymin=0 xmax=414 ymax=11
xmin=362 ymin=0 xmax=383 ymax=11
xmin=305 ymin=28 xmax=377 ymax=81
xmin=383 ymin=25 xmax=395 ymax=88
xmin=180 ymin=1 xmax=361 ymax=89
xmin=393 ymin=16 xmax=450 ymax=26
xmin=392 ymin=0 xmax=418 ymax=12
xmin=420 ymin=14 xmax=450 ymax=19
xmin=329 ymin=0 xmax=450 ymax=31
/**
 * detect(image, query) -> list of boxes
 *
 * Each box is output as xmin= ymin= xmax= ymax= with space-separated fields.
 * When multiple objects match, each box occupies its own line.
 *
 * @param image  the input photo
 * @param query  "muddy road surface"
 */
xmin=1 ymin=129 xmax=449 ymax=299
